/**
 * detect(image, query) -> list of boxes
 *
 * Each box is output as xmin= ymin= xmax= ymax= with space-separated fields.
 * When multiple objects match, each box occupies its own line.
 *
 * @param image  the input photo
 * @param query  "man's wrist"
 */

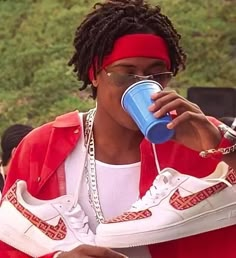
xmin=199 ymin=124 xmax=236 ymax=159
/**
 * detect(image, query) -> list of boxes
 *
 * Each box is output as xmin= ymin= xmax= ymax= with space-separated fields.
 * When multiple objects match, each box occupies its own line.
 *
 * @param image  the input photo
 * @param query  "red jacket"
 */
xmin=1 ymin=111 xmax=236 ymax=258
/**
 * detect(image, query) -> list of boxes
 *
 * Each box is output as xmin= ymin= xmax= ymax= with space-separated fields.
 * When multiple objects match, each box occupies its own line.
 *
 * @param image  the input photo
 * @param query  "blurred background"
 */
xmin=0 ymin=0 xmax=235 ymax=134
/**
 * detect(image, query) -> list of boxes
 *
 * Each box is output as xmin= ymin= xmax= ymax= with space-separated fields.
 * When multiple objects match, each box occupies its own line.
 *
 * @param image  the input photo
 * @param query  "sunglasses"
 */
xmin=104 ymin=69 xmax=173 ymax=88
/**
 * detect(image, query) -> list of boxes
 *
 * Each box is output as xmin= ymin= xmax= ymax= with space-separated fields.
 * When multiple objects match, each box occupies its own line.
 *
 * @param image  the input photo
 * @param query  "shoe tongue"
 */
xmin=156 ymin=170 xmax=172 ymax=183
xmin=155 ymin=174 xmax=168 ymax=186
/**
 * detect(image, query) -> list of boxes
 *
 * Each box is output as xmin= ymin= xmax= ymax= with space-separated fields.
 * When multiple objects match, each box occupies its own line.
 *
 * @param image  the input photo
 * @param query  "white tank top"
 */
xmin=65 ymin=113 xmax=151 ymax=258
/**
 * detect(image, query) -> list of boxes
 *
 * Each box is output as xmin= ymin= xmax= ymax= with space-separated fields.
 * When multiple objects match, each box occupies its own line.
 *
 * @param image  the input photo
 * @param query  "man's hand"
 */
xmin=149 ymin=90 xmax=221 ymax=151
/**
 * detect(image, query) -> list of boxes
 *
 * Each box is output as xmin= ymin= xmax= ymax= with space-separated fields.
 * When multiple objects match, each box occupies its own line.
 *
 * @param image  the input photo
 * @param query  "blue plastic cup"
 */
xmin=121 ymin=80 xmax=174 ymax=144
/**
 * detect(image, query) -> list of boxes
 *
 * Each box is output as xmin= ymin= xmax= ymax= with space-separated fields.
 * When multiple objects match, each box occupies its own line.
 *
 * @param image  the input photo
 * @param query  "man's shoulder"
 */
xmin=23 ymin=110 xmax=81 ymax=145
xmin=53 ymin=110 xmax=80 ymax=127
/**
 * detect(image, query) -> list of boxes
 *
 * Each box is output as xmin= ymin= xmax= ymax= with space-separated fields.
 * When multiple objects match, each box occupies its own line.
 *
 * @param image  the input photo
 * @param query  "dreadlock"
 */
xmin=68 ymin=0 xmax=187 ymax=99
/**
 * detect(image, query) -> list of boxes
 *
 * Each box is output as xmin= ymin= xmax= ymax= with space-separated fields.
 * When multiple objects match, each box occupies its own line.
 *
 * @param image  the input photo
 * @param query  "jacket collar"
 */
xmin=53 ymin=110 xmax=81 ymax=128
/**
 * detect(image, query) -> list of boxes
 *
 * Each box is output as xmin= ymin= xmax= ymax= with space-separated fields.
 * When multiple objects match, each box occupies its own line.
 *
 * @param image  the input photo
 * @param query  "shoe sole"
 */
xmin=96 ymin=203 xmax=236 ymax=248
xmin=0 ymin=223 xmax=50 ymax=257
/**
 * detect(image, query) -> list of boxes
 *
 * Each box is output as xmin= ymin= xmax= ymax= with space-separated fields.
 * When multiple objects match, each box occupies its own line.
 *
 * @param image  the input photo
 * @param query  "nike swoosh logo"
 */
xmin=5 ymin=182 xmax=67 ymax=240
xmin=170 ymin=168 xmax=236 ymax=210
xmin=105 ymin=209 xmax=152 ymax=224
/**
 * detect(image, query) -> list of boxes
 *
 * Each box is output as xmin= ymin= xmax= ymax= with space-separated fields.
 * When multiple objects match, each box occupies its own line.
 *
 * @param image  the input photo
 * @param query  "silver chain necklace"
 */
xmin=84 ymin=108 xmax=105 ymax=223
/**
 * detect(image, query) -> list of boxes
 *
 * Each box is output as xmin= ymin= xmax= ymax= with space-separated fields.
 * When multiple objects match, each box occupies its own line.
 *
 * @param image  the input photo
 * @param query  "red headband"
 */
xmin=89 ymin=34 xmax=170 ymax=81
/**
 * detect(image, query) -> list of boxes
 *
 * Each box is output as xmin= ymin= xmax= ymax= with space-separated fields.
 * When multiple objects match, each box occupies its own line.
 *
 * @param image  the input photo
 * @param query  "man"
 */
xmin=1 ymin=0 xmax=236 ymax=257
xmin=0 ymin=124 xmax=33 ymax=191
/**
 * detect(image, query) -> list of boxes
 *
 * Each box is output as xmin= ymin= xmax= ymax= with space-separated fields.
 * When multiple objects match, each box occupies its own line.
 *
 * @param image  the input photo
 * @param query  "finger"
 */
xmin=149 ymin=91 xmax=187 ymax=112
xmin=166 ymin=111 xmax=205 ymax=129
xmin=151 ymin=89 xmax=178 ymax=99
xmin=150 ymin=90 xmax=201 ymax=113
xmin=152 ymin=98 xmax=202 ymax=118
xmin=149 ymin=92 xmax=179 ymax=112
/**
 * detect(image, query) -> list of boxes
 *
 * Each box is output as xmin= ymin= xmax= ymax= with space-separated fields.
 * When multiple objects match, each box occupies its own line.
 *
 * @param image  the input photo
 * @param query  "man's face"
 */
xmin=94 ymin=57 xmax=171 ymax=131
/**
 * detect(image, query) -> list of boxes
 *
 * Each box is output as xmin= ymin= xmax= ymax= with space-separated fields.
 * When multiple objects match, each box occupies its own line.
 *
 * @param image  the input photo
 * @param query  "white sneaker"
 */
xmin=96 ymin=162 xmax=236 ymax=248
xmin=0 ymin=180 xmax=94 ymax=257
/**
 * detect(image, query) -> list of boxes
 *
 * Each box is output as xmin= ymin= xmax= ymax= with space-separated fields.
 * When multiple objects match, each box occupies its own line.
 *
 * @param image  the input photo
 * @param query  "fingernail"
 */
xmin=167 ymin=122 xmax=173 ymax=129
xmin=148 ymin=103 xmax=155 ymax=111
xmin=151 ymin=92 xmax=158 ymax=99
xmin=154 ymin=110 xmax=161 ymax=117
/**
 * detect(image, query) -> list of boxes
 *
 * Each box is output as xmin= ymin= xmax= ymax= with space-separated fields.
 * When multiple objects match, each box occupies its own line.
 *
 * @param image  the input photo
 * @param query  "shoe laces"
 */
xmin=132 ymin=171 xmax=173 ymax=209
xmin=65 ymin=205 xmax=90 ymax=234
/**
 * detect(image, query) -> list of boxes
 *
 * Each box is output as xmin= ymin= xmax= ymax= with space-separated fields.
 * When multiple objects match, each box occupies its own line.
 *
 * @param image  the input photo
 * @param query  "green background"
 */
xmin=0 ymin=0 xmax=235 ymax=134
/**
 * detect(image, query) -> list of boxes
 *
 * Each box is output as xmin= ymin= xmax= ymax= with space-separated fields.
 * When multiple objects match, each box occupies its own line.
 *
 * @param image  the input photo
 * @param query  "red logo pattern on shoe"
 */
xmin=6 ymin=183 xmax=67 ymax=240
xmin=170 ymin=168 xmax=236 ymax=210
xmin=105 ymin=209 xmax=152 ymax=224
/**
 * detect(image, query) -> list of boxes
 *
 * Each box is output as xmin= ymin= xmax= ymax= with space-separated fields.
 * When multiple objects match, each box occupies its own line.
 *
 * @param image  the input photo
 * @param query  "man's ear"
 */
xmin=11 ymin=147 xmax=16 ymax=158
xmin=92 ymin=79 xmax=99 ymax=88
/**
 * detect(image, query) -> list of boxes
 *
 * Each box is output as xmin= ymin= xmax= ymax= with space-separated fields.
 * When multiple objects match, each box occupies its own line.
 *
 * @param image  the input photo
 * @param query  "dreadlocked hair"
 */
xmin=68 ymin=0 xmax=187 ymax=99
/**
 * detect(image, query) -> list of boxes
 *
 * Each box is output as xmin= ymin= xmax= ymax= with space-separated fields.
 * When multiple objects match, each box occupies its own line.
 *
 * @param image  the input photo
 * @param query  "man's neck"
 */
xmin=90 ymin=109 xmax=143 ymax=165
